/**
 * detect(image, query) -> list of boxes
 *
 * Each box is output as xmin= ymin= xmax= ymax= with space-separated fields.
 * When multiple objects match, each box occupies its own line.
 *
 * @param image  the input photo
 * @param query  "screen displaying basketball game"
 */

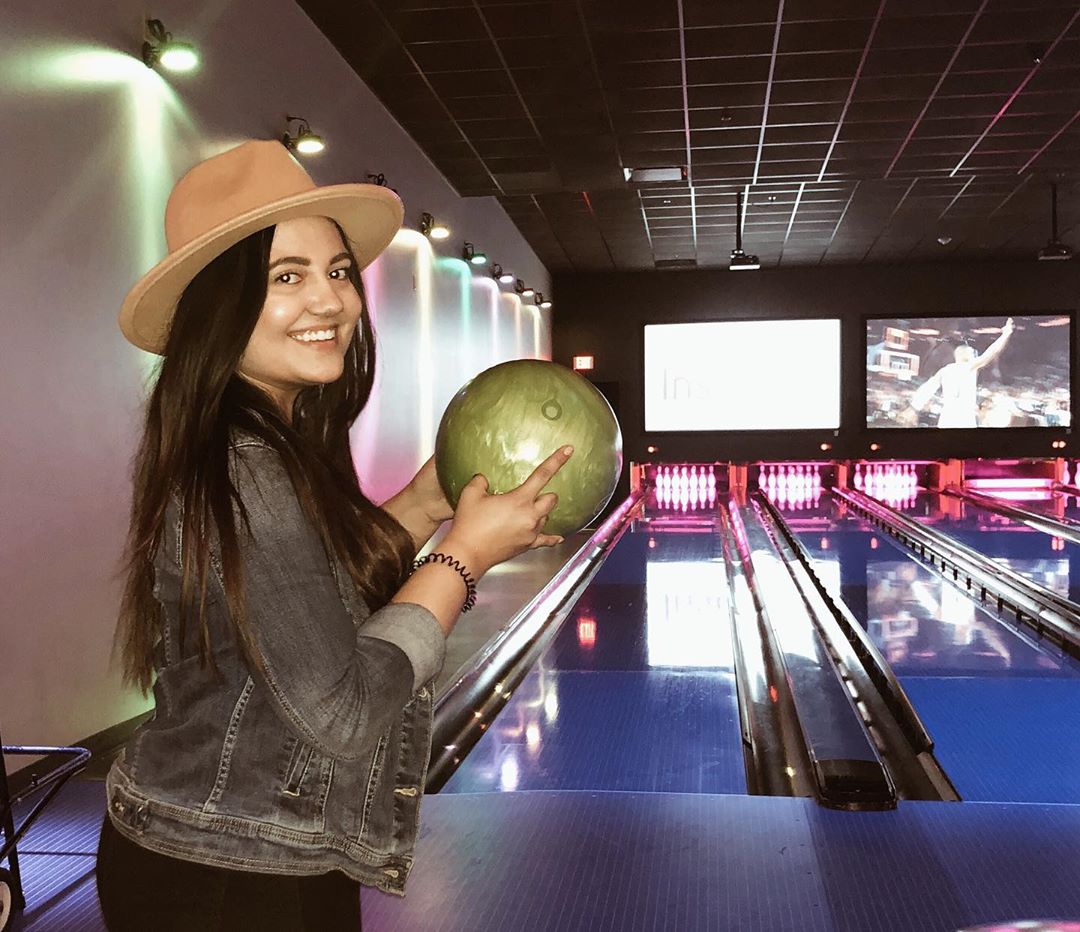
xmin=644 ymin=319 xmax=841 ymax=431
xmin=866 ymin=315 xmax=1072 ymax=429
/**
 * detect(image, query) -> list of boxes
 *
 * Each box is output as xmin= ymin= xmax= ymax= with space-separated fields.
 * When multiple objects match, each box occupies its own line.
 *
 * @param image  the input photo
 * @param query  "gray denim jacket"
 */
xmin=106 ymin=434 xmax=447 ymax=895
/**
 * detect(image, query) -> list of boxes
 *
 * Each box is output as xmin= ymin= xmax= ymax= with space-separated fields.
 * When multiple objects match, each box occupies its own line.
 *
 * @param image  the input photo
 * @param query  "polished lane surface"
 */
xmin=441 ymin=494 xmax=746 ymax=796
xmin=784 ymin=491 xmax=1080 ymax=805
xmin=898 ymin=490 xmax=1080 ymax=604
xmin=996 ymin=489 xmax=1080 ymax=525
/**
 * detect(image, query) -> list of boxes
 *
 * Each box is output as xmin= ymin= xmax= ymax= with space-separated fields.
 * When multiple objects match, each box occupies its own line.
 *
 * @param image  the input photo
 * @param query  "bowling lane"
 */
xmin=892 ymin=491 xmax=1080 ymax=605
xmin=779 ymin=491 xmax=1080 ymax=805
xmin=440 ymin=489 xmax=745 ymax=796
xmin=973 ymin=488 xmax=1080 ymax=526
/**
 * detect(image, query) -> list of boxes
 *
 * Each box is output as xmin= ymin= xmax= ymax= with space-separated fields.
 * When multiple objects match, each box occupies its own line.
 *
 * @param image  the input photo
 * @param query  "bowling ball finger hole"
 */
xmin=541 ymin=399 xmax=562 ymax=421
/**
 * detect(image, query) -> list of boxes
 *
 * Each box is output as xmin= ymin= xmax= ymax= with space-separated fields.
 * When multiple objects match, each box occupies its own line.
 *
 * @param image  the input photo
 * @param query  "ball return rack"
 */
xmin=1 ymin=724 xmax=91 ymax=931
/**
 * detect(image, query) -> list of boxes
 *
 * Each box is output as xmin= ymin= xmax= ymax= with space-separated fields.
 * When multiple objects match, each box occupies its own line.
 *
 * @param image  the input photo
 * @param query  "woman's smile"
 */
xmin=288 ymin=323 xmax=342 ymax=350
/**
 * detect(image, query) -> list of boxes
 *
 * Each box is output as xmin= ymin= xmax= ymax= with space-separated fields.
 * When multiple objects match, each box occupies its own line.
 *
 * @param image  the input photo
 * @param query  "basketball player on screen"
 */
xmin=909 ymin=317 xmax=1015 ymax=428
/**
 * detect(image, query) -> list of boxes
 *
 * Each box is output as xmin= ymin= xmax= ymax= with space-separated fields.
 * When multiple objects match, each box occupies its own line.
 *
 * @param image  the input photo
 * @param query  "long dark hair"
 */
xmin=115 ymin=220 xmax=414 ymax=693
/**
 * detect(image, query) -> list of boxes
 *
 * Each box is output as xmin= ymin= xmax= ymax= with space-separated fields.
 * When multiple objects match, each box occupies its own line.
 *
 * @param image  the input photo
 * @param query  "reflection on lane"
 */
xmin=865 ymin=561 xmax=1062 ymax=674
xmin=979 ymin=489 xmax=1080 ymax=525
xmin=888 ymin=491 xmax=1080 ymax=605
xmin=646 ymin=561 xmax=733 ymax=669
xmin=781 ymin=495 xmax=1076 ymax=678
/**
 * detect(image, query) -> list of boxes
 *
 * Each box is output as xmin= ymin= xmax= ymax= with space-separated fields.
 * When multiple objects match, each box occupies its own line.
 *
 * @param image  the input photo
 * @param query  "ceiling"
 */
xmin=297 ymin=0 xmax=1080 ymax=271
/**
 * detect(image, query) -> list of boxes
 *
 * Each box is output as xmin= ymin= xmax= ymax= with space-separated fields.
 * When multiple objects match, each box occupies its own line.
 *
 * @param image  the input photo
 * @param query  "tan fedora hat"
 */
xmin=119 ymin=139 xmax=404 ymax=354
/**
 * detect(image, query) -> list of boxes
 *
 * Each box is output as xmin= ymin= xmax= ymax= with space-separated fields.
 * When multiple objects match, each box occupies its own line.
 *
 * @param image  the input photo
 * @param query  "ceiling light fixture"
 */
xmin=729 ymin=191 xmax=760 ymax=271
xmin=1037 ymin=182 xmax=1073 ymax=261
xmin=626 ymin=167 xmax=687 ymax=184
xmin=142 ymin=18 xmax=199 ymax=72
xmin=514 ymin=279 xmax=535 ymax=298
xmin=419 ymin=212 xmax=450 ymax=240
xmin=281 ymin=116 xmax=324 ymax=155
xmin=463 ymin=242 xmax=487 ymax=266
xmin=536 ymin=293 xmax=552 ymax=309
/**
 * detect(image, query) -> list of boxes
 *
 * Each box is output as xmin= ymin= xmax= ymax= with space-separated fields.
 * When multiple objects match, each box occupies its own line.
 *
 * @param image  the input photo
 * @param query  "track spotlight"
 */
xmin=365 ymin=172 xmax=399 ymax=196
xmin=142 ymin=19 xmax=199 ymax=72
xmin=420 ymin=212 xmax=450 ymax=240
xmin=536 ymin=292 xmax=552 ymax=309
xmin=463 ymin=242 xmax=487 ymax=265
xmin=281 ymin=116 xmax=324 ymax=155
xmin=490 ymin=263 xmax=514 ymax=284
xmin=514 ymin=279 xmax=535 ymax=298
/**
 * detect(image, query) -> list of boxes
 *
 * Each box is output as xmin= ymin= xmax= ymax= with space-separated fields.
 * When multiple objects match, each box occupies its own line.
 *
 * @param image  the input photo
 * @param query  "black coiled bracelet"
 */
xmin=412 ymin=552 xmax=478 ymax=613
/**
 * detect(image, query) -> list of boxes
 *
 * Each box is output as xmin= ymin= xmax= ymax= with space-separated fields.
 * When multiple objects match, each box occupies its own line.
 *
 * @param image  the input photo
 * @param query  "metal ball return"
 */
xmin=1 ymin=725 xmax=90 ymax=931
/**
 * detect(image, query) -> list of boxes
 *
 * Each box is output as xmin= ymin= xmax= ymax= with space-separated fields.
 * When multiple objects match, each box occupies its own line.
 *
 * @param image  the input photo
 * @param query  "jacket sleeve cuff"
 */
xmin=360 ymin=602 xmax=447 ymax=693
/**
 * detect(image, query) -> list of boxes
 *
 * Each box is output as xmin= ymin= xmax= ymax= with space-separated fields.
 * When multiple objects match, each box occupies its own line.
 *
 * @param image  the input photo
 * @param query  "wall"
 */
xmin=552 ymin=261 xmax=1079 ymax=466
xmin=0 ymin=0 xmax=550 ymax=753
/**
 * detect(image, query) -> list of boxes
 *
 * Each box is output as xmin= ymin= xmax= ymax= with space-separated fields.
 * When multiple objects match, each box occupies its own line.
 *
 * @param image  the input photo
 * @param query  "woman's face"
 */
xmin=237 ymin=216 xmax=362 ymax=418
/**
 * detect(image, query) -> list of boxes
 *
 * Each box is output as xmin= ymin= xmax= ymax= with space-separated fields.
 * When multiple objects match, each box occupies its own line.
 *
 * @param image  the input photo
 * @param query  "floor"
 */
xmin=9 ymin=779 xmax=1080 ymax=931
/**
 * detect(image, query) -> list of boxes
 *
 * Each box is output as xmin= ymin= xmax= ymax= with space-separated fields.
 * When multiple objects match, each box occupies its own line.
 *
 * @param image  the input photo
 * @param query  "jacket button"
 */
xmin=112 ymin=800 xmax=124 ymax=814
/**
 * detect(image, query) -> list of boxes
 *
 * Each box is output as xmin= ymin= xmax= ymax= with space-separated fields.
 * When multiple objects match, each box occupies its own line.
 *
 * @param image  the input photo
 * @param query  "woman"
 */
xmin=95 ymin=139 xmax=571 ymax=930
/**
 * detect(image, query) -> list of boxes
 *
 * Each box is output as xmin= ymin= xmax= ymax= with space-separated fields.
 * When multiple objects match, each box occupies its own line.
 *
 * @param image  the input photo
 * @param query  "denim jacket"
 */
xmin=106 ymin=433 xmax=447 ymax=895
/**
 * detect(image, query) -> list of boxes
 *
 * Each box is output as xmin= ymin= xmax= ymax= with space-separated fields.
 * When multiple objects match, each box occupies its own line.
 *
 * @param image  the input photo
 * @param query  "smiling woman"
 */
xmin=96 ymin=139 xmax=573 ymax=932
xmin=237 ymin=218 xmax=365 ymax=419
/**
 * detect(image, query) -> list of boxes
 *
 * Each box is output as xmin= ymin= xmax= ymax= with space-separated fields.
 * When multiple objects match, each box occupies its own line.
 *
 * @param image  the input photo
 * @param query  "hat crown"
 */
xmin=164 ymin=140 xmax=315 ymax=252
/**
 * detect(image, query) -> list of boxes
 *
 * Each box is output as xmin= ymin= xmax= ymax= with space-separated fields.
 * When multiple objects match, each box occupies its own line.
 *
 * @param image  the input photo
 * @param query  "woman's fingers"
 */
xmin=518 ymin=446 xmax=573 ymax=499
xmin=529 ymin=533 xmax=564 ymax=550
xmin=458 ymin=472 xmax=489 ymax=503
xmin=535 ymin=491 xmax=559 ymax=515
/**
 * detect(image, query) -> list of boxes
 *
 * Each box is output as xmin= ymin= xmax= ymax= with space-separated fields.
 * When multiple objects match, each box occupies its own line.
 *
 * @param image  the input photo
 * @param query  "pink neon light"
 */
xmin=966 ymin=478 xmax=1054 ymax=490
xmin=984 ymin=490 xmax=1055 ymax=502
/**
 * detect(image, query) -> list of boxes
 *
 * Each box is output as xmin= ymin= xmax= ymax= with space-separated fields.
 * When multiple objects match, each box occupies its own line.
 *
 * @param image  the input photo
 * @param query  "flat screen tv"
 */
xmin=866 ymin=314 xmax=1071 ymax=429
xmin=644 ymin=319 xmax=841 ymax=431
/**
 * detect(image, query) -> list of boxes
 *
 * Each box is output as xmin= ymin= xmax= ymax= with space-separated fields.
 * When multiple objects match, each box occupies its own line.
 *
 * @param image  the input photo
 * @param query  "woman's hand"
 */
xmin=380 ymin=456 xmax=454 ymax=552
xmin=440 ymin=445 xmax=573 ymax=577
xmin=407 ymin=455 xmax=455 ymax=524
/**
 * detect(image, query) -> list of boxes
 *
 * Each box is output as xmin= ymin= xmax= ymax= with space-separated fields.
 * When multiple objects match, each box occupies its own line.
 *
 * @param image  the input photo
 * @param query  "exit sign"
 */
xmin=573 ymin=355 xmax=594 ymax=371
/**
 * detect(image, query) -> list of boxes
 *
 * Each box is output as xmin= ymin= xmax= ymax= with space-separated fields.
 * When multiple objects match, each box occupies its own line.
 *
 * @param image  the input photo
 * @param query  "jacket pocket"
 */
xmin=357 ymin=733 xmax=388 ymax=839
xmin=283 ymin=740 xmax=315 ymax=797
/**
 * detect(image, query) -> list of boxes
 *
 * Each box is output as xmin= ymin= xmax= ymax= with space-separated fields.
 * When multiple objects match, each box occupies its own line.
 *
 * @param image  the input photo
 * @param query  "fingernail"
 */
xmin=563 ymin=445 xmax=574 ymax=456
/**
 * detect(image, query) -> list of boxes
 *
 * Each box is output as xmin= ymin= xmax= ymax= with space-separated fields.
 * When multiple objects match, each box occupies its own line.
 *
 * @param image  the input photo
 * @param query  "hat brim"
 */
xmin=119 ymin=183 xmax=404 ymax=354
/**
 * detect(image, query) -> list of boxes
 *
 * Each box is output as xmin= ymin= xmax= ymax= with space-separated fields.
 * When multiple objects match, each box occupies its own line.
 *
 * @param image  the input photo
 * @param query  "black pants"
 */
xmin=95 ymin=816 xmax=362 ymax=931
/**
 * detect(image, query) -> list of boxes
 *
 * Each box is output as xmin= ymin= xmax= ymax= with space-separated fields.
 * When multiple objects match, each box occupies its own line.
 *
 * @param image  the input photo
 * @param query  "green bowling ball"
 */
xmin=435 ymin=360 xmax=623 ymax=537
